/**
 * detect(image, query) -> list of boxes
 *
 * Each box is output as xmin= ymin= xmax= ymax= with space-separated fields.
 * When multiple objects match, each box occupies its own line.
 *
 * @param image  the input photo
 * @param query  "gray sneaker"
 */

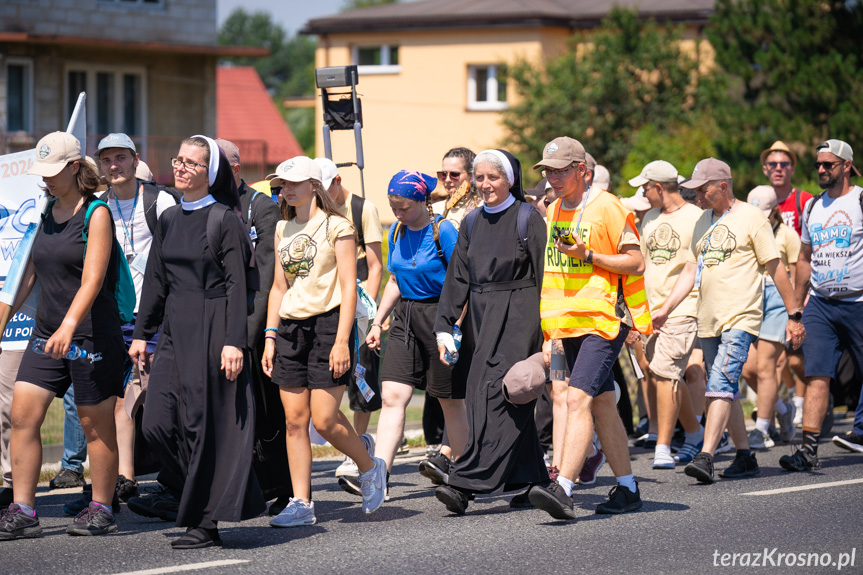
xmin=66 ymin=502 xmax=118 ymax=536
xmin=747 ymin=428 xmax=774 ymax=450
xmin=49 ymin=468 xmax=85 ymax=490
xmin=269 ymin=498 xmax=316 ymax=528
xmin=0 ymin=505 xmax=42 ymax=540
xmin=359 ymin=457 xmax=387 ymax=514
xmin=776 ymin=400 xmax=797 ymax=443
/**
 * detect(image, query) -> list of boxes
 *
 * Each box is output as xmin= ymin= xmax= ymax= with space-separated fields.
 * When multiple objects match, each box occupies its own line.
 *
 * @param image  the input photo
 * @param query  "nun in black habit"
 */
xmin=130 ymin=135 xmax=265 ymax=548
xmin=432 ymin=149 xmax=549 ymax=514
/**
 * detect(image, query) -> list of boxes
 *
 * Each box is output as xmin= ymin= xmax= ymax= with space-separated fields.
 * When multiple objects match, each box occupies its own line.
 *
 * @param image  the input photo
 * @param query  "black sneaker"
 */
xmin=116 ymin=475 xmax=139 ymax=502
xmin=434 ymin=485 xmax=470 ymax=515
xmin=338 ymin=475 xmax=362 ymax=496
xmin=171 ymin=526 xmax=221 ymax=549
xmin=0 ymin=488 xmax=12 ymax=511
xmin=63 ymin=485 xmax=121 ymax=516
xmin=684 ymin=452 xmax=715 ymax=484
xmin=66 ymin=502 xmax=118 ymax=536
xmin=779 ymin=448 xmax=821 ymax=472
xmin=268 ymin=495 xmax=293 ymax=517
xmin=509 ymin=489 xmax=533 ymax=509
xmin=126 ymin=484 xmax=179 ymax=521
xmin=719 ymin=451 xmax=760 ymax=479
xmin=418 ymin=454 xmax=450 ymax=486
xmin=528 ymin=482 xmax=576 ymax=520
xmin=0 ymin=504 xmax=42 ymax=540
xmin=49 ymin=468 xmax=85 ymax=490
xmin=832 ymin=431 xmax=863 ymax=454
xmin=595 ymin=483 xmax=643 ymax=514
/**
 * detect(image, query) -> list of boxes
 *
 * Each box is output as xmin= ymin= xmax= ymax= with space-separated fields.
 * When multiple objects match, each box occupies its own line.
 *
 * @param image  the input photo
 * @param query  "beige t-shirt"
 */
xmin=687 ymin=201 xmax=780 ymax=337
xmin=276 ymin=211 xmax=355 ymax=320
xmin=335 ymin=193 xmax=383 ymax=290
xmin=764 ymin=222 xmax=801 ymax=285
xmin=641 ymin=202 xmax=703 ymax=318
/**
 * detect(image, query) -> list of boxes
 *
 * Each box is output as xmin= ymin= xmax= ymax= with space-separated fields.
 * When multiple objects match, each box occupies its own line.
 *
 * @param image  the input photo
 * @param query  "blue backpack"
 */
xmin=45 ymin=198 xmax=137 ymax=323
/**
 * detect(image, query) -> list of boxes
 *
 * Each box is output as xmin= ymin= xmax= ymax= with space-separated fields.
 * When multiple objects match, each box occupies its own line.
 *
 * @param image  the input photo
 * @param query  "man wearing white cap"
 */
xmin=782 ymin=139 xmax=863 ymax=469
xmin=632 ymin=161 xmax=705 ymax=469
xmin=653 ymin=158 xmax=804 ymax=484
xmin=313 ymin=157 xmax=384 ymax=490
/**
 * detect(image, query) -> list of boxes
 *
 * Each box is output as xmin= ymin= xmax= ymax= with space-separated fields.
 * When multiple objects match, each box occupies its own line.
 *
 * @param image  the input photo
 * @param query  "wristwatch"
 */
xmin=788 ymin=310 xmax=803 ymax=321
xmin=585 ymin=250 xmax=594 ymax=264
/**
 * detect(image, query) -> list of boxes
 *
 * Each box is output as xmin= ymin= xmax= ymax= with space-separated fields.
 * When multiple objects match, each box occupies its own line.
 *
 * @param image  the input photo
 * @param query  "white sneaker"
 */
xmin=359 ymin=457 xmax=386 ymax=514
xmin=747 ymin=428 xmax=775 ymax=450
xmin=269 ymin=498 xmax=316 ymax=528
xmin=776 ymin=400 xmax=797 ymax=443
xmin=793 ymin=403 xmax=803 ymax=428
xmin=652 ymin=451 xmax=676 ymax=469
xmin=335 ymin=456 xmax=359 ymax=478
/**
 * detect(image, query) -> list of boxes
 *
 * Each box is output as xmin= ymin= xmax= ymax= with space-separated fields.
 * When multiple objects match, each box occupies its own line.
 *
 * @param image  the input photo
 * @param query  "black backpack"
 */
xmin=351 ymin=194 xmax=370 ymax=282
xmin=462 ymin=202 xmax=538 ymax=280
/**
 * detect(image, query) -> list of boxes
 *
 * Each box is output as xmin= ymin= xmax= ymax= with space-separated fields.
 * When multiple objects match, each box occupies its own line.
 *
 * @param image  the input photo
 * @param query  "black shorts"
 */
xmin=16 ymin=335 xmax=126 ymax=406
xmin=381 ymin=299 xmax=464 ymax=399
xmin=271 ymin=307 xmax=355 ymax=390
xmin=564 ymin=327 xmax=629 ymax=398
xmin=348 ymin=341 xmax=382 ymax=412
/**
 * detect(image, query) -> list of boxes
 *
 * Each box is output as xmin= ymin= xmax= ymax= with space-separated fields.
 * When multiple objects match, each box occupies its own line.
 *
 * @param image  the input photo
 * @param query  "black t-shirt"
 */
xmin=32 ymin=195 xmax=121 ymax=339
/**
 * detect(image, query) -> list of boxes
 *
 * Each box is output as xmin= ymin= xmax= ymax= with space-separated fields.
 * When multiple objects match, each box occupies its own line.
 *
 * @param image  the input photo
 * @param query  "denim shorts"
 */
xmin=758 ymin=283 xmax=787 ymax=344
xmin=699 ymin=329 xmax=757 ymax=400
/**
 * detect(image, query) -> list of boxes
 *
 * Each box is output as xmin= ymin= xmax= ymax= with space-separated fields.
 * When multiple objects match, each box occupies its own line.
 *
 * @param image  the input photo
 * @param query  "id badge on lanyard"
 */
xmin=694 ymin=254 xmax=704 ymax=289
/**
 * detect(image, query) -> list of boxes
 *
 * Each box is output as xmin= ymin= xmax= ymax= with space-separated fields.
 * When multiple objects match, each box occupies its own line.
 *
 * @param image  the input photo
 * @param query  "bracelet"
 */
xmin=264 ymin=333 xmax=277 ymax=340
xmin=264 ymin=327 xmax=278 ymax=333
xmin=371 ymin=323 xmax=383 ymax=329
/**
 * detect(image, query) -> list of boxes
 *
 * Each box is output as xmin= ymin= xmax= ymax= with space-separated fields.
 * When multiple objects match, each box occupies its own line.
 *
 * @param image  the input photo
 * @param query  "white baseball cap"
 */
xmin=313 ymin=157 xmax=339 ymax=190
xmin=266 ymin=156 xmax=322 ymax=184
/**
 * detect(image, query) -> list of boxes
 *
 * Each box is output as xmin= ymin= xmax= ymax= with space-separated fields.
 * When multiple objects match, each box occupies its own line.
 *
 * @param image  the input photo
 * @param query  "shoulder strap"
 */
xmin=804 ymin=191 xmax=826 ymax=228
xmin=463 ymin=207 xmax=481 ymax=243
xmin=141 ymin=182 xmax=160 ymax=236
xmin=41 ymin=197 xmax=57 ymax=222
xmin=207 ymin=203 xmax=229 ymax=265
xmin=350 ymin=194 xmax=365 ymax=249
xmin=517 ymin=202 xmax=541 ymax=282
xmin=794 ymin=188 xmax=802 ymax=220
xmin=433 ymin=215 xmax=448 ymax=269
xmin=247 ymin=189 xmax=262 ymax=227
xmin=82 ymin=199 xmax=109 ymax=243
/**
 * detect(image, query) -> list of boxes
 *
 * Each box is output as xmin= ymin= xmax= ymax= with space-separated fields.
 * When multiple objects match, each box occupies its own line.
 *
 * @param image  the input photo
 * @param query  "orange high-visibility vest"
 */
xmin=541 ymin=192 xmax=653 ymax=341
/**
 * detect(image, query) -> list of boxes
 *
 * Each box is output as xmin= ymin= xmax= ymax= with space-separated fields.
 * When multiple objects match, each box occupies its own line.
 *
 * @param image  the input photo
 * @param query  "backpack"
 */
xmin=350 ymin=194 xmax=370 ymax=282
xmin=463 ymin=202 xmax=538 ymax=280
xmin=803 ymin=188 xmax=863 ymax=226
xmin=389 ymin=215 xmax=449 ymax=269
xmin=44 ymin=198 xmax=136 ymax=323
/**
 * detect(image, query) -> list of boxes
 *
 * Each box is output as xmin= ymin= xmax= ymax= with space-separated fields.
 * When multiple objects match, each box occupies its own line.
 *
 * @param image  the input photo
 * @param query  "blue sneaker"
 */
xmin=359 ymin=457 xmax=386 ymax=514
xmin=674 ymin=440 xmax=703 ymax=463
xmin=269 ymin=498 xmax=316 ymax=528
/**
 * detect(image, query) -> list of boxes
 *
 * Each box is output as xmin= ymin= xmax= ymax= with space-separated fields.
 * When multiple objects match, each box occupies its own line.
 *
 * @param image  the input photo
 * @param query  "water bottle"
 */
xmin=550 ymin=340 xmax=568 ymax=382
xmin=444 ymin=325 xmax=462 ymax=365
xmin=32 ymin=338 xmax=102 ymax=363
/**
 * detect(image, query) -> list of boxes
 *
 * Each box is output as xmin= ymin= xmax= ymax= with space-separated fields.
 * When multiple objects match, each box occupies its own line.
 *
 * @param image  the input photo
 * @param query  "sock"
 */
xmin=736 ymin=448 xmax=752 ymax=458
xmin=793 ymin=396 xmax=804 ymax=411
xmin=685 ymin=425 xmax=704 ymax=444
xmin=755 ymin=417 xmax=771 ymax=434
xmin=655 ymin=444 xmax=672 ymax=459
xmin=14 ymin=502 xmax=35 ymax=516
xmin=774 ymin=398 xmax=788 ymax=415
xmin=556 ymin=476 xmax=574 ymax=497
xmin=587 ymin=443 xmax=597 ymax=457
xmin=616 ymin=474 xmax=637 ymax=493
xmin=91 ymin=501 xmax=113 ymax=515
xmin=802 ymin=427 xmax=821 ymax=456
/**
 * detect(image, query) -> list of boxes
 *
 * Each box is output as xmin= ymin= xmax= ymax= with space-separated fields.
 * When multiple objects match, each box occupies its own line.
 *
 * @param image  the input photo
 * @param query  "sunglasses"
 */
xmin=765 ymin=161 xmax=792 ymax=170
xmin=437 ymin=170 xmax=464 ymax=181
xmin=814 ymin=161 xmax=843 ymax=170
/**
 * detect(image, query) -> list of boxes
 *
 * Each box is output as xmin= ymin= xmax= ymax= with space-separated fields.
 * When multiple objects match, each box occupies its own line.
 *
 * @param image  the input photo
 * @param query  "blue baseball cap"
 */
xmin=97 ymin=133 xmax=137 ymax=156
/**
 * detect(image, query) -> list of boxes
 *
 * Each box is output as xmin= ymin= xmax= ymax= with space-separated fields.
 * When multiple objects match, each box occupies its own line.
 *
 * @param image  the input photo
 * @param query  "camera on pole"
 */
xmin=315 ymin=65 xmax=366 ymax=197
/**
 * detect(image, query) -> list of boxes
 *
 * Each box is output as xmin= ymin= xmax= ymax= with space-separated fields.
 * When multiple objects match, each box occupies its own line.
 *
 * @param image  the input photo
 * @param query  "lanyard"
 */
xmin=701 ymin=199 xmax=735 ymax=255
xmin=554 ymin=184 xmax=592 ymax=236
xmin=112 ymin=184 xmax=140 ymax=252
xmin=247 ymin=190 xmax=261 ymax=223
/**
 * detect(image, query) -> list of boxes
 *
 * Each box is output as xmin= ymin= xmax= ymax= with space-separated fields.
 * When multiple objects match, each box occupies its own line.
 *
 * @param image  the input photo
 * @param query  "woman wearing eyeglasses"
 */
xmin=128 ymin=136 xmax=265 ymax=549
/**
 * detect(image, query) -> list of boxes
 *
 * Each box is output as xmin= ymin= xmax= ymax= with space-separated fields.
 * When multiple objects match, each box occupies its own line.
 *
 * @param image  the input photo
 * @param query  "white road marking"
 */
xmin=741 ymin=478 xmax=863 ymax=496
xmin=112 ymin=559 xmax=250 ymax=575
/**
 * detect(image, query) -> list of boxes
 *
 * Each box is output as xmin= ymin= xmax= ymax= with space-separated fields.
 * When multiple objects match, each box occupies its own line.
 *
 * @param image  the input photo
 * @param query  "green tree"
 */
xmin=342 ymin=0 xmax=398 ymax=10
xmin=502 ymin=8 xmax=721 ymax=191
xmin=706 ymin=0 xmax=863 ymax=193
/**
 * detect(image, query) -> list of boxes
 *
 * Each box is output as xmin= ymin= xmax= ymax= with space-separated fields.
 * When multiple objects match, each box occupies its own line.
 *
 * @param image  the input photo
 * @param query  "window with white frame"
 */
xmin=5 ymin=58 xmax=33 ymax=132
xmin=354 ymin=45 xmax=401 ymax=75
xmin=468 ymin=64 xmax=508 ymax=111
xmin=66 ymin=65 xmax=146 ymax=138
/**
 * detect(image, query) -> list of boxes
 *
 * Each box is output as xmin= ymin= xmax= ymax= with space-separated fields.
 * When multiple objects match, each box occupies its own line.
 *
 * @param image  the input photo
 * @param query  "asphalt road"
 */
xmin=5 ymin=418 xmax=862 ymax=575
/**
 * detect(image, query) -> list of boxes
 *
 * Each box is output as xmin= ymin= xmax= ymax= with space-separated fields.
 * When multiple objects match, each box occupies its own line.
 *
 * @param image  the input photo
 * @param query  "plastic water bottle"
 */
xmin=444 ymin=325 xmax=462 ymax=365
xmin=32 ymin=338 xmax=102 ymax=363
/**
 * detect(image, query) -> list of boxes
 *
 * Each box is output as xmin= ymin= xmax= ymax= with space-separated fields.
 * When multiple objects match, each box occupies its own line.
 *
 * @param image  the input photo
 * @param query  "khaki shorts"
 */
xmin=643 ymin=316 xmax=698 ymax=381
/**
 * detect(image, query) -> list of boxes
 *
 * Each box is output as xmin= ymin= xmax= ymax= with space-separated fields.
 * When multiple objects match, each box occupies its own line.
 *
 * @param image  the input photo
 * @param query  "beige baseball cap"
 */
xmin=502 ymin=353 xmax=548 ymax=405
xmin=135 ymin=160 xmax=154 ymax=181
xmin=680 ymin=158 xmax=732 ymax=189
xmin=266 ymin=156 xmax=322 ymax=184
xmin=533 ymin=137 xmax=586 ymax=171
xmin=747 ymin=185 xmax=777 ymax=216
xmin=621 ymin=187 xmax=651 ymax=212
xmin=215 ymin=138 xmax=241 ymax=167
xmin=628 ymin=160 xmax=679 ymax=187
xmin=585 ymin=152 xmax=596 ymax=171
xmin=29 ymin=132 xmax=82 ymax=177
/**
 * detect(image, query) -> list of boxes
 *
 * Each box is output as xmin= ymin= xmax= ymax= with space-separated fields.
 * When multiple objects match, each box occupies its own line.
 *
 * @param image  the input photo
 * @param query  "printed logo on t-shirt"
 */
xmin=810 ymin=210 xmax=853 ymax=250
xmin=645 ymin=223 xmax=681 ymax=264
xmin=697 ymin=225 xmax=737 ymax=267
xmin=546 ymin=222 xmax=592 ymax=271
xmin=781 ymin=209 xmax=798 ymax=232
xmin=280 ymin=234 xmax=317 ymax=278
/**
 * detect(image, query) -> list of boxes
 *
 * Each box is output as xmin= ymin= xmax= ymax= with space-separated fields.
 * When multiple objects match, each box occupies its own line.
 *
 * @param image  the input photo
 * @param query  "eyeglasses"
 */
xmin=437 ymin=170 xmax=464 ymax=181
xmin=542 ymin=165 xmax=574 ymax=178
xmin=814 ymin=160 xmax=843 ymax=171
xmin=171 ymin=157 xmax=207 ymax=171
xmin=765 ymin=161 xmax=792 ymax=170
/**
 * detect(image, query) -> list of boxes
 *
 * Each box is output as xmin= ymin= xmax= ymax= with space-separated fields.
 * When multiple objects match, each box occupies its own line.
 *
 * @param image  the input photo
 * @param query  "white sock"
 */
xmin=793 ymin=396 xmax=804 ymax=410
xmin=14 ymin=502 xmax=35 ymax=516
xmin=557 ymin=476 xmax=575 ymax=497
xmin=685 ymin=425 xmax=704 ymax=444
xmin=655 ymin=444 xmax=672 ymax=459
xmin=774 ymin=398 xmax=788 ymax=415
xmin=616 ymin=474 xmax=637 ymax=493
xmin=755 ymin=417 xmax=771 ymax=434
